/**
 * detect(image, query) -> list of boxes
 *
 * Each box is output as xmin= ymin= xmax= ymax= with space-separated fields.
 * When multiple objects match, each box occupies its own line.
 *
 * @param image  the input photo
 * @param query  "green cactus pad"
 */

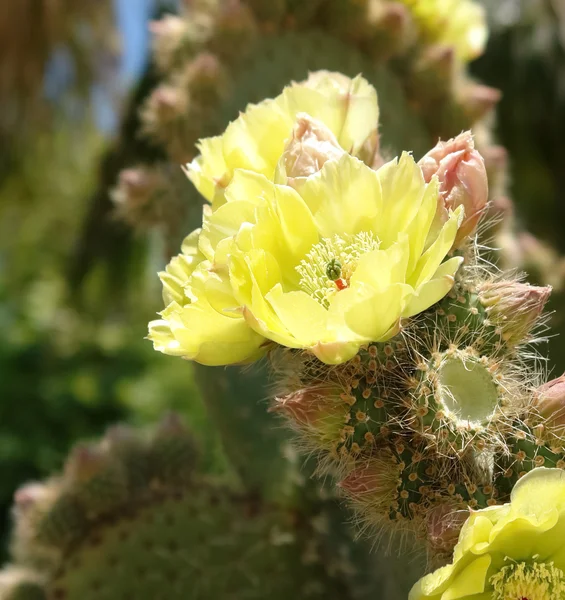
xmin=5 ymin=416 xmax=415 ymax=599
xmin=47 ymin=487 xmax=347 ymax=600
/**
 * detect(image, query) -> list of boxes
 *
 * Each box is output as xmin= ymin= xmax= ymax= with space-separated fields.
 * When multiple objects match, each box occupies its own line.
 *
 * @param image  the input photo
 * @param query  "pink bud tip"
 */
xmin=461 ymin=84 xmax=502 ymax=120
xmin=419 ymin=131 xmax=489 ymax=246
xmin=534 ymin=374 xmax=565 ymax=428
xmin=479 ymin=281 xmax=551 ymax=345
xmin=272 ymin=388 xmax=335 ymax=428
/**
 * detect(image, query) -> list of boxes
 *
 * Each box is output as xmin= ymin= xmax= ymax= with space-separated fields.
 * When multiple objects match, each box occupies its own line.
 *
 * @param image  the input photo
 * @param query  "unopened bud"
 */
xmin=271 ymin=388 xmax=346 ymax=447
xmin=459 ymin=84 xmax=501 ymax=121
xmin=426 ymin=504 xmax=469 ymax=560
xmin=337 ymin=454 xmax=398 ymax=507
xmin=150 ymin=14 xmax=213 ymax=73
xmin=415 ymin=45 xmax=456 ymax=90
xmin=115 ymin=168 xmax=159 ymax=208
xmin=65 ymin=445 xmax=110 ymax=483
xmin=186 ymin=52 xmax=222 ymax=85
xmin=149 ymin=15 xmax=187 ymax=43
xmin=338 ymin=463 xmax=383 ymax=497
xmin=419 ymin=131 xmax=488 ymax=247
xmin=147 ymin=85 xmax=187 ymax=122
xmin=366 ymin=2 xmax=414 ymax=60
xmin=112 ymin=167 xmax=169 ymax=231
xmin=14 ymin=483 xmax=50 ymax=514
xmin=534 ymin=375 xmax=565 ymax=430
xmin=377 ymin=2 xmax=409 ymax=31
xmin=150 ymin=413 xmax=197 ymax=486
xmin=493 ymin=194 xmax=514 ymax=219
xmin=276 ymin=114 xmax=344 ymax=188
xmin=155 ymin=412 xmax=189 ymax=438
xmin=482 ymin=145 xmax=508 ymax=176
xmin=211 ymin=0 xmax=257 ymax=59
xmin=479 ymin=281 xmax=551 ymax=345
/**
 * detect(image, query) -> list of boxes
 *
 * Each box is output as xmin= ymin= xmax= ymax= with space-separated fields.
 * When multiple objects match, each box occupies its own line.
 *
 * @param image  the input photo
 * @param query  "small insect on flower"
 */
xmin=325 ymin=258 xmax=342 ymax=281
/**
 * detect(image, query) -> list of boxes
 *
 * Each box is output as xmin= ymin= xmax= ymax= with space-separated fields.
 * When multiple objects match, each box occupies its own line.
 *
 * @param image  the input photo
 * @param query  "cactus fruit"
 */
xmin=3 ymin=415 xmax=418 ymax=599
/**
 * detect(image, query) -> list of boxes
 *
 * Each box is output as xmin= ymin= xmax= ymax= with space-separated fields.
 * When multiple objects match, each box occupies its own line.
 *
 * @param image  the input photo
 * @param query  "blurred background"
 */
xmin=0 ymin=0 xmax=564 ymax=562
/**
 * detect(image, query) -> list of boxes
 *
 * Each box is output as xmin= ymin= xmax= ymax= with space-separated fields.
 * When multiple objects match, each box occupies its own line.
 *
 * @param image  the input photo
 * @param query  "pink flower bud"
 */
xmin=185 ymin=52 xmax=222 ymax=85
xmin=460 ymin=84 xmax=501 ymax=121
xmin=271 ymin=388 xmax=350 ymax=450
xmin=116 ymin=168 xmax=159 ymax=207
xmin=14 ymin=483 xmax=50 ymax=514
xmin=478 ymin=281 xmax=551 ymax=345
xmin=338 ymin=463 xmax=383 ymax=497
xmin=277 ymin=114 xmax=345 ymax=187
xmin=418 ymin=45 xmax=456 ymax=84
xmin=148 ymin=85 xmax=187 ymax=121
xmin=426 ymin=504 xmax=469 ymax=560
xmin=366 ymin=2 xmax=414 ymax=60
xmin=155 ymin=412 xmax=189 ymax=438
xmin=149 ymin=15 xmax=186 ymax=42
xmin=534 ymin=374 xmax=565 ymax=430
xmin=419 ymin=131 xmax=489 ymax=247
xmin=337 ymin=455 xmax=400 ymax=510
xmin=65 ymin=444 xmax=110 ymax=483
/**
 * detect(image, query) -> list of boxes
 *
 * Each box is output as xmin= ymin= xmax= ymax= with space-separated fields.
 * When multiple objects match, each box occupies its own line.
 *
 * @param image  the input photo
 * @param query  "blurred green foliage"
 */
xmin=0 ymin=116 xmax=225 ymax=559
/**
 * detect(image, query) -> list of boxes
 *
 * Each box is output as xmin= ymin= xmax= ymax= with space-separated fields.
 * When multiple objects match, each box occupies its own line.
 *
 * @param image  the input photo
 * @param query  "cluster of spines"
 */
xmin=274 ymin=261 xmax=550 ymax=555
xmin=494 ymin=415 xmax=565 ymax=497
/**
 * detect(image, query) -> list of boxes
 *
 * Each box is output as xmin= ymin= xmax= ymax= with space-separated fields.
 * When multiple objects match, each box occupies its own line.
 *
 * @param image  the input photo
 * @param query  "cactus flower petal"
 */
xmin=399 ymin=0 xmax=487 ymax=62
xmin=185 ymin=71 xmax=379 ymax=207
xmin=151 ymin=148 xmax=463 ymax=365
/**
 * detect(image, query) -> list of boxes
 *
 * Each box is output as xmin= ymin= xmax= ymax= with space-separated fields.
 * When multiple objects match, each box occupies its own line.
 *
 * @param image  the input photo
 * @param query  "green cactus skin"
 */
xmin=494 ymin=419 xmax=565 ymax=499
xmin=2 ymin=416 xmax=422 ymax=600
xmin=272 ymin=257 xmax=547 ymax=553
xmin=46 ymin=488 xmax=350 ymax=600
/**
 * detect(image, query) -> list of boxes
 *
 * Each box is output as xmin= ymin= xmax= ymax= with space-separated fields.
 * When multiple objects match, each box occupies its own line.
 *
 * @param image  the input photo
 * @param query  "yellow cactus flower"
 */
xmin=400 ymin=0 xmax=487 ymax=62
xmin=185 ymin=71 xmax=379 ymax=208
xmin=148 ymin=229 xmax=267 ymax=366
xmin=410 ymin=468 xmax=565 ymax=600
xmin=150 ymin=150 xmax=463 ymax=366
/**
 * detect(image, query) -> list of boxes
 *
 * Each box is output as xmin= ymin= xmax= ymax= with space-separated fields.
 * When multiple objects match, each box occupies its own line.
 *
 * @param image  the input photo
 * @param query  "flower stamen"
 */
xmin=296 ymin=232 xmax=380 ymax=308
xmin=490 ymin=560 xmax=565 ymax=600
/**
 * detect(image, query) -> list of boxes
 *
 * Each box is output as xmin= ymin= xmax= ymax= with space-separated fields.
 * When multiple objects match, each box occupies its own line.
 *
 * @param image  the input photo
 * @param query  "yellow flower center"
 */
xmin=296 ymin=232 xmax=380 ymax=308
xmin=490 ymin=560 xmax=565 ymax=600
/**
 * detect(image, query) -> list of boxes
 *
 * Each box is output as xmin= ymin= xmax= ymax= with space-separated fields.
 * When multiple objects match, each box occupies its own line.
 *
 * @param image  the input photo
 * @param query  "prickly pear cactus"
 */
xmin=92 ymin=1 xmax=565 ymax=596
xmin=1 ymin=415 xmax=405 ymax=600
xmin=116 ymin=0 xmax=504 ymax=248
xmin=139 ymin=22 xmax=565 ymax=597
